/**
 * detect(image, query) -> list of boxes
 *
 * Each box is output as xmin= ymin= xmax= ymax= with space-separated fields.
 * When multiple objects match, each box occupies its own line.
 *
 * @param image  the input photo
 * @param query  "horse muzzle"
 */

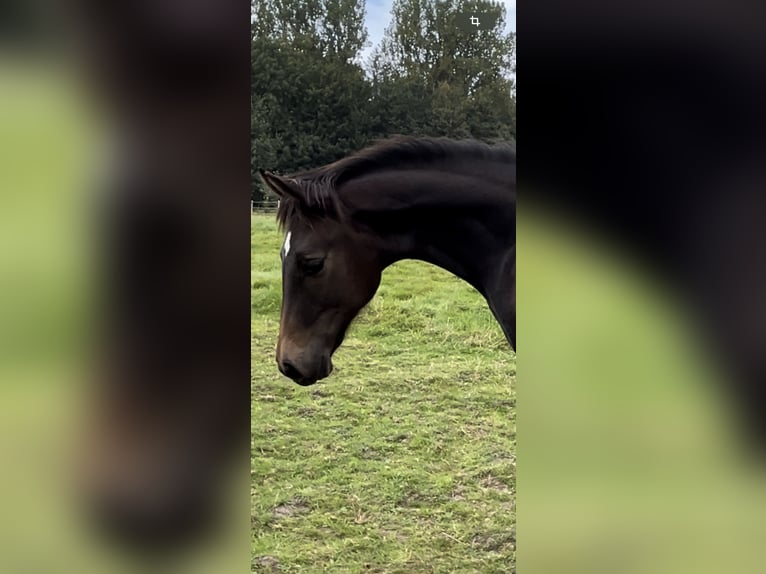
xmin=277 ymin=353 xmax=333 ymax=386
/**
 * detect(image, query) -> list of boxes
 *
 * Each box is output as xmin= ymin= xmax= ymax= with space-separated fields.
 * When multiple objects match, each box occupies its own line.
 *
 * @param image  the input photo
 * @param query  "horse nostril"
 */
xmin=280 ymin=360 xmax=303 ymax=381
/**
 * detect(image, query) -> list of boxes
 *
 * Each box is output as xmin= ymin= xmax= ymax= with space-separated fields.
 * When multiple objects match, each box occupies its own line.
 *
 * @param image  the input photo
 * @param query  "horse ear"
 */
xmin=258 ymin=170 xmax=303 ymax=202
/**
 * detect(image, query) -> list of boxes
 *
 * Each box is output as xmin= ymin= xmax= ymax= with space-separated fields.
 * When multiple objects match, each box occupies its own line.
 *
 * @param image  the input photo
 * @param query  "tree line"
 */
xmin=251 ymin=0 xmax=516 ymax=201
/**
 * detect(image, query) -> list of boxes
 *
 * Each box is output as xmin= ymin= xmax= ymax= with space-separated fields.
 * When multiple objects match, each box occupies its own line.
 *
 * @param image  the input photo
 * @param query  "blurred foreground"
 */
xmin=0 ymin=0 xmax=249 ymax=570
xmin=519 ymin=2 xmax=766 ymax=571
xmin=519 ymin=206 xmax=766 ymax=574
xmin=0 ymin=56 xmax=247 ymax=573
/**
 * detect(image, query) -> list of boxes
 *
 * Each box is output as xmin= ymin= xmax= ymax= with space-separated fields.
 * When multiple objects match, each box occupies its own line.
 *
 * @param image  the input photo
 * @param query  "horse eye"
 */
xmin=300 ymin=258 xmax=324 ymax=276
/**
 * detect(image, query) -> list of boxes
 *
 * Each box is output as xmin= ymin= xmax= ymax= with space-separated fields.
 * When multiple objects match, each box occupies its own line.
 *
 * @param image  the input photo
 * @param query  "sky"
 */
xmin=362 ymin=0 xmax=516 ymax=62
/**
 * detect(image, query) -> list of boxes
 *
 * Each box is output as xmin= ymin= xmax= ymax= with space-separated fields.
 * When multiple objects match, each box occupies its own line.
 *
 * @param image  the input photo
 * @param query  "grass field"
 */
xmin=251 ymin=214 xmax=516 ymax=573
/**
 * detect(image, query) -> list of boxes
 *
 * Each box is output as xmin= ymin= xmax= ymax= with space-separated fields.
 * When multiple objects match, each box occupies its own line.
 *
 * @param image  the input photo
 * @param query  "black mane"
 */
xmin=275 ymin=136 xmax=515 ymax=229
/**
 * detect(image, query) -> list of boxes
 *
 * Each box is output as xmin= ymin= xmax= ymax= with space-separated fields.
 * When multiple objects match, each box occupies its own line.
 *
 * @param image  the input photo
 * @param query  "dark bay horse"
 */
xmin=259 ymin=136 xmax=515 ymax=386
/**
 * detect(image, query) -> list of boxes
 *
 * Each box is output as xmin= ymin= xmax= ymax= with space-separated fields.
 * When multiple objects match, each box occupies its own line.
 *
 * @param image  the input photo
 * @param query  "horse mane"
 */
xmin=275 ymin=135 xmax=515 ymax=230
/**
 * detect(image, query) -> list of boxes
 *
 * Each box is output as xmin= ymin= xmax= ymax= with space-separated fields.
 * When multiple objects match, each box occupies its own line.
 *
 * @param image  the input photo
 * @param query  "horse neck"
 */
xmin=346 ymin=170 xmax=515 ymax=296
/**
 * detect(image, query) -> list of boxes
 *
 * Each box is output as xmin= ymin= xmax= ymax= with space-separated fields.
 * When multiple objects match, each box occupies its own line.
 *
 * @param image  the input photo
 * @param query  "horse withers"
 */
xmin=259 ymin=136 xmax=515 ymax=385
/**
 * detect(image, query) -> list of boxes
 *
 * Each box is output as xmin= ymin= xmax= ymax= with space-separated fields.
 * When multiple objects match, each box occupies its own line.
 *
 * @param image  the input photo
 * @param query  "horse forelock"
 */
xmin=275 ymin=174 xmax=345 ymax=231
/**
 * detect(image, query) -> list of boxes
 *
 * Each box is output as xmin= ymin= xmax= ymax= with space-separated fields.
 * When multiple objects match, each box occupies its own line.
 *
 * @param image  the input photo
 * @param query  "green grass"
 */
xmin=251 ymin=214 xmax=516 ymax=573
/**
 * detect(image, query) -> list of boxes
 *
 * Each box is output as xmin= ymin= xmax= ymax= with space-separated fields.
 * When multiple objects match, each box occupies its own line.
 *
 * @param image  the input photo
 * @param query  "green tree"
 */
xmin=368 ymin=0 xmax=515 ymax=141
xmin=251 ymin=0 xmax=516 ymax=201
xmin=251 ymin=0 xmax=372 ymax=201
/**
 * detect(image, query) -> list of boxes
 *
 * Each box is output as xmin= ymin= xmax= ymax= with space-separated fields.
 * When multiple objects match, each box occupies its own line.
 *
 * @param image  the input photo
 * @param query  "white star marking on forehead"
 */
xmin=283 ymin=231 xmax=292 ymax=257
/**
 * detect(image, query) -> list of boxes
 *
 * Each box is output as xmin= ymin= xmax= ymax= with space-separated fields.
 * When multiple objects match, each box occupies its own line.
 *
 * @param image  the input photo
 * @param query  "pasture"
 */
xmin=251 ymin=214 xmax=516 ymax=573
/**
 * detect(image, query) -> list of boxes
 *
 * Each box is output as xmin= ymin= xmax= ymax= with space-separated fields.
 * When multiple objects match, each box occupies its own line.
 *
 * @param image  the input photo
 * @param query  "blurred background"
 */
xmin=520 ymin=1 xmax=766 ymax=572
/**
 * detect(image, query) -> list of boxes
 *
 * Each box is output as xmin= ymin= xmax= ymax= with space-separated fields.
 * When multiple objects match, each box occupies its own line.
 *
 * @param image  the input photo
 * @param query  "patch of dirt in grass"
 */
xmin=492 ymin=453 xmax=516 ymax=465
xmin=272 ymin=498 xmax=309 ymax=519
xmin=359 ymin=446 xmax=382 ymax=460
xmin=398 ymin=489 xmax=442 ymax=508
xmin=450 ymin=484 xmax=467 ymax=501
xmin=470 ymin=531 xmax=515 ymax=552
xmin=294 ymin=406 xmax=316 ymax=417
xmin=381 ymin=529 xmax=409 ymax=544
xmin=480 ymin=475 xmax=509 ymax=491
xmin=252 ymin=555 xmax=281 ymax=572
xmin=459 ymin=424 xmax=489 ymax=440
xmin=386 ymin=433 xmax=410 ymax=443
